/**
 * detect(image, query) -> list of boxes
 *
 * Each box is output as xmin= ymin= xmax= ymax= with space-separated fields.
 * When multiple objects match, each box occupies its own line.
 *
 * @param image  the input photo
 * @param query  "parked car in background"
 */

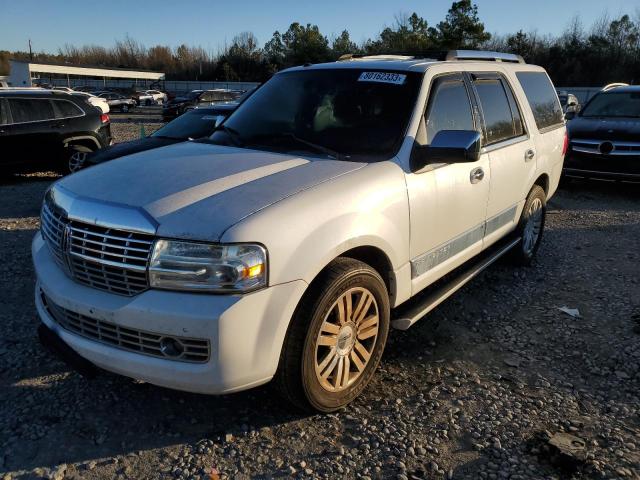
xmin=83 ymin=104 xmax=237 ymax=167
xmin=133 ymin=89 xmax=168 ymax=106
xmin=0 ymin=89 xmax=111 ymax=174
xmin=94 ymin=91 xmax=136 ymax=112
xmin=146 ymin=89 xmax=167 ymax=105
xmin=557 ymin=91 xmax=580 ymax=116
xmin=564 ymin=84 xmax=640 ymax=181
xmin=162 ymin=89 xmax=243 ymax=119
xmin=70 ymin=91 xmax=110 ymax=114
xmin=33 ymin=51 xmax=565 ymax=412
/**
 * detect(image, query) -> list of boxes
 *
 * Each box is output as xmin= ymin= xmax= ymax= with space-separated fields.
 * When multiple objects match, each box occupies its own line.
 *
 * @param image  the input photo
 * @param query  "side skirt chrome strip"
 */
xmin=411 ymin=205 xmax=517 ymax=278
xmin=392 ymin=236 xmax=520 ymax=330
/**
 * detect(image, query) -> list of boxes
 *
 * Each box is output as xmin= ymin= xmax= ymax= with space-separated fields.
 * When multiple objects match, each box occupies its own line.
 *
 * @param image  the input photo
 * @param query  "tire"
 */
xmin=120 ymin=104 xmax=129 ymax=113
xmin=511 ymin=185 xmax=546 ymax=266
xmin=276 ymin=257 xmax=390 ymax=412
xmin=61 ymin=145 xmax=92 ymax=175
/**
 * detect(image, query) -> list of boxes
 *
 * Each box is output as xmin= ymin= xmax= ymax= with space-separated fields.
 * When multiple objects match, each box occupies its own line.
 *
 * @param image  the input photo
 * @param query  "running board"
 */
xmin=391 ymin=237 xmax=521 ymax=330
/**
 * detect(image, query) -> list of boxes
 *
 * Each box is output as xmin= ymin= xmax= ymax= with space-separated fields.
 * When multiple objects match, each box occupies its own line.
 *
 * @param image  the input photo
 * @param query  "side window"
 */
xmin=473 ymin=77 xmax=523 ymax=145
xmin=53 ymin=100 xmax=83 ymax=119
xmin=516 ymin=71 xmax=564 ymax=130
xmin=200 ymin=92 xmax=213 ymax=102
xmin=8 ymin=98 xmax=55 ymax=123
xmin=425 ymin=76 xmax=475 ymax=143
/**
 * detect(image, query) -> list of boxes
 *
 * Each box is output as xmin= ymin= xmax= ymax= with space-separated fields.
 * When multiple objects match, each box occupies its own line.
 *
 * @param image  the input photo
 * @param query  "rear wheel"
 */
xmin=511 ymin=185 xmax=546 ymax=266
xmin=277 ymin=258 xmax=390 ymax=412
xmin=61 ymin=145 xmax=92 ymax=174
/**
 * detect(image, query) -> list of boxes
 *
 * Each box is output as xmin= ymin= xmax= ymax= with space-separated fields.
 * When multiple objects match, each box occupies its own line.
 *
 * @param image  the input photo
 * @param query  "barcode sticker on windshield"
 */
xmin=358 ymin=72 xmax=406 ymax=85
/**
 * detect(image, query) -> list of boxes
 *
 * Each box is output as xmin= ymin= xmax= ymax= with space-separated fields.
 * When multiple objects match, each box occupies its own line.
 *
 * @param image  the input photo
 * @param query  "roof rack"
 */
xmin=445 ymin=50 xmax=525 ymax=63
xmin=338 ymin=50 xmax=526 ymax=64
xmin=601 ymin=82 xmax=629 ymax=92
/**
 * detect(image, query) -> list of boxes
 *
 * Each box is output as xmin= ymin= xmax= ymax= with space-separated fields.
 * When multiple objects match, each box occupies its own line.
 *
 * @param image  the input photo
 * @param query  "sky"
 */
xmin=1 ymin=0 xmax=638 ymax=54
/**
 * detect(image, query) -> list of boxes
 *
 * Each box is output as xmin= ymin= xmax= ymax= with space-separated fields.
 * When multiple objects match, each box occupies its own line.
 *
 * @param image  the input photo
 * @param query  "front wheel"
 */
xmin=276 ymin=258 xmax=390 ymax=412
xmin=511 ymin=185 xmax=546 ymax=266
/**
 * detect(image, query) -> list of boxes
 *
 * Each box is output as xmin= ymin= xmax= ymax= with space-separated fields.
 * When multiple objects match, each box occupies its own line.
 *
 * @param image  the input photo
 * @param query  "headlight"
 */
xmin=149 ymin=240 xmax=267 ymax=293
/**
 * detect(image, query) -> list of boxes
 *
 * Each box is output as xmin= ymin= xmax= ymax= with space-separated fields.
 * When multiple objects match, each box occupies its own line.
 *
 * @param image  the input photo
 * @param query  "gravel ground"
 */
xmin=109 ymin=122 xmax=164 ymax=143
xmin=0 ymin=137 xmax=639 ymax=479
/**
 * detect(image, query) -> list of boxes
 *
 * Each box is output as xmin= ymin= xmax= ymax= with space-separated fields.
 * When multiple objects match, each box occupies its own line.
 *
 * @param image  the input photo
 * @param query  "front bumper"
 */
xmin=564 ymin=149 xmax=640 ymax=181
xmin=32 ymin=233 xmax=307 ymax=394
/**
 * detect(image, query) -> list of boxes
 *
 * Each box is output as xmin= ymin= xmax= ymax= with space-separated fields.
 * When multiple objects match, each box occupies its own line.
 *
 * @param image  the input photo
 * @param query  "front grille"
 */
xmin=571 ymin=139 xmax=640 ymax=156
xmin=41 ymin=291 xmax=211 ymax=363
xmin=41 ymin=200 xmax=154 ymax=296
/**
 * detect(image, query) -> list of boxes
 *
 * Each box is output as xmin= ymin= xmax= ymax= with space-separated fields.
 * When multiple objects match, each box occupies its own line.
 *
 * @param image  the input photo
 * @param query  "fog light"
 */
xmin=159 ymin=337 xmax=185 ymax=358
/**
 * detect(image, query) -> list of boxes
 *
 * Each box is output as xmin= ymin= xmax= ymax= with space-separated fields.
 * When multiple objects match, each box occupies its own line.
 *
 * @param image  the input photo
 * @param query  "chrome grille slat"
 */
xmin=40 ymin=198 xmax=154 ymax=296
xmin=41 ymin=291 xmax=210 ymax=363
xmin=68 ymin=226 xmax=154 ymax=245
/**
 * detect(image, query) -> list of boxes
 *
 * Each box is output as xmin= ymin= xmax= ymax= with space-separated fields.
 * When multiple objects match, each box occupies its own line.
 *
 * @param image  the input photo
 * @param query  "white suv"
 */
xmin=33 ymin=51 xmax=566 ymax=412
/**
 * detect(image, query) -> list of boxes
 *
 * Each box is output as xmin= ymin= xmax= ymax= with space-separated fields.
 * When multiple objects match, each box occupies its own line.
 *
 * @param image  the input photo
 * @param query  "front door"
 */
xmin=406 ymin=73 xmax=490 ymax=295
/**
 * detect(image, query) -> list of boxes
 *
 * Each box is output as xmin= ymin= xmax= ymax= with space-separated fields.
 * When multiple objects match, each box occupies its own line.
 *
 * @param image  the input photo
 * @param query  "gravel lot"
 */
xmin=1 ymin=128 xmax=639 ymax=479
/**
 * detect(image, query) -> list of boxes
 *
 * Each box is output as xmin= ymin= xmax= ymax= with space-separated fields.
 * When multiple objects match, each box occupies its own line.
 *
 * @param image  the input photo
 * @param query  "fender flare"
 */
xmin=63 ymin=136 xmax=101 ymax=150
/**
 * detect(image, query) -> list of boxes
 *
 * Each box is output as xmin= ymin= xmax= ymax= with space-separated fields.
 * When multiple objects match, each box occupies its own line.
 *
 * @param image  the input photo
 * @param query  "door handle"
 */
xmin=525 ymin=149 xmax=536 ymax=161
xmin=470 ymin=167 xmax=484 ymax=184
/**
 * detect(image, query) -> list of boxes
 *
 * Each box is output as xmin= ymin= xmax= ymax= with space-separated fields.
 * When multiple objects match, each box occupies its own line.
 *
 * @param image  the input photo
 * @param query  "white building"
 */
xmin=8 ymin=59 xmax=165 ymax=88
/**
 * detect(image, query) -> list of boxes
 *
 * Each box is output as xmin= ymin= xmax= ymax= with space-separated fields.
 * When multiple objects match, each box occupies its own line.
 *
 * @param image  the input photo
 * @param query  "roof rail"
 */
xmin=336 ymin=50 xmax=525 ymax=64
xmin=338 ymin=53 xmax=418 ymax=61
xmin=446 ymin=50 xmax=525 ymax=64
xmin=601 ymin=82 xmax=629 ymax=91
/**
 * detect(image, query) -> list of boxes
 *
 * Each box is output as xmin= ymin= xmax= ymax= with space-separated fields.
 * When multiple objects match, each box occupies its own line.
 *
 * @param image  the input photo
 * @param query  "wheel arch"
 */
xmin=533 ymin=173 xmax=550 ymax=198
xmin=63 ymin=136 xmax=100 ymax=151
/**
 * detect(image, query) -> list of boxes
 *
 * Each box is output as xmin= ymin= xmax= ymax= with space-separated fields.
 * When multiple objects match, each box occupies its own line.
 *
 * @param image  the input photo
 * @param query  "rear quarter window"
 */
xmin=516 ymin=72 xmax=564 ymax=131
xmin=53 ymin=99 xmax=84 ymax=119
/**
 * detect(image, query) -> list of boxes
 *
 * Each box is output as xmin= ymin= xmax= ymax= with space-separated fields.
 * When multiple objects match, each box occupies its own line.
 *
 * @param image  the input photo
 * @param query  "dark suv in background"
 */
xmin=564 ymin=85 xmax=640 ymax=181
xmin=0 ymin=90 xmax=111 ymax=174
xmin=162 ymin=89 xmax=243 ymax=119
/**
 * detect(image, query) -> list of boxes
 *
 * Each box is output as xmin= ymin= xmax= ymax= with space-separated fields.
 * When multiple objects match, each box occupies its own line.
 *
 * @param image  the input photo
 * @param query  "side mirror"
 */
xmin=567 ymin=101 xmax=577 ymax=107
xmin=412 ymin=130 xmax=482 ymax=170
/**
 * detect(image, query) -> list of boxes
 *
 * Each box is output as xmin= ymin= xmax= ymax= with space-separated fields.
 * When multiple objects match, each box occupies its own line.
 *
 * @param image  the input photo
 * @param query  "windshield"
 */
xmin=581 ymin=91 xmax=640 ymax=118
xmin=208 ymin=69 xmax=422 ymax=161
xmin=153 ymin=109 xmax=229 ymax=139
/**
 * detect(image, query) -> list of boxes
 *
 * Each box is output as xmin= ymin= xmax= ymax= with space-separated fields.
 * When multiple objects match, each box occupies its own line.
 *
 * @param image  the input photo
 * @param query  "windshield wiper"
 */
xmin=217 ymin=125 xmax=244 ymax=147
xmin=266 ymin=133 xmax=348 ymax=160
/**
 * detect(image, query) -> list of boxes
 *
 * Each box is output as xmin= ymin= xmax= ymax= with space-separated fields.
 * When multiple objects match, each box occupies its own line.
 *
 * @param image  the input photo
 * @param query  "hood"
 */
xmin=55 ymin=142 xmax=365 ymax=241
xmin=86 ymin=137 xmax=180 ymax=164
xmin=568 ymin=116 xmax=640 ymax=141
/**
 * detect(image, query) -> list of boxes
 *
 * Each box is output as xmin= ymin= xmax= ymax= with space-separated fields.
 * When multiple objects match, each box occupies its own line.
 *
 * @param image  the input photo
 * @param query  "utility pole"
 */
xmin=28 ymin=39 xmax=33 ymax=61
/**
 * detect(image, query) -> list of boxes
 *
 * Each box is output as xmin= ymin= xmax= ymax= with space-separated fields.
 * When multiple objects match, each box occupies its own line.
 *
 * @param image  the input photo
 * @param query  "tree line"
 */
xmin=1 ymin=1 xmax=638 ymax=86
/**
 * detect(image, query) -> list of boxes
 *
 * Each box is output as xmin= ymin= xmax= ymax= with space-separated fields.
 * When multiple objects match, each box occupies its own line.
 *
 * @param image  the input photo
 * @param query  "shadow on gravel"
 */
xmin=3 ymin=371 xmax=310 ymax=472
xmin=556 ymin=178 xmax=640 ymax=210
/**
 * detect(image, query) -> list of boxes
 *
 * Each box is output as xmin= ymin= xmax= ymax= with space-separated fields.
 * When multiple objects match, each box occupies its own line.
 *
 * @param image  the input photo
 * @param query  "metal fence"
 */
xmin=49 ymin=78 xmax=260 ymax=93
xmin=555 ymin=86 xmax=604 ymax=104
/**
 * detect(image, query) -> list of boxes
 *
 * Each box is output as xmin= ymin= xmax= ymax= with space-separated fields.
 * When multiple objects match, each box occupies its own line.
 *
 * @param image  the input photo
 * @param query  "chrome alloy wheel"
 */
xmin=68 ymin=151 xmax=87 ymax=173
xmin=522 ymin=197 xmax=543 ymax=255
xmin=314 ymin=287 xmax=380 ymax=392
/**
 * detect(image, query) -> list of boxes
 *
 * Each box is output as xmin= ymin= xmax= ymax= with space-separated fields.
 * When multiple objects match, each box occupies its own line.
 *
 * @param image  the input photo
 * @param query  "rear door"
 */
xmin=6 ymin=97 xmax=60 ymax=167
xmin=469 ymin=72 xmax=537 ymax=248
xmin=406 ymin=73 xmax=491 ymax=294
